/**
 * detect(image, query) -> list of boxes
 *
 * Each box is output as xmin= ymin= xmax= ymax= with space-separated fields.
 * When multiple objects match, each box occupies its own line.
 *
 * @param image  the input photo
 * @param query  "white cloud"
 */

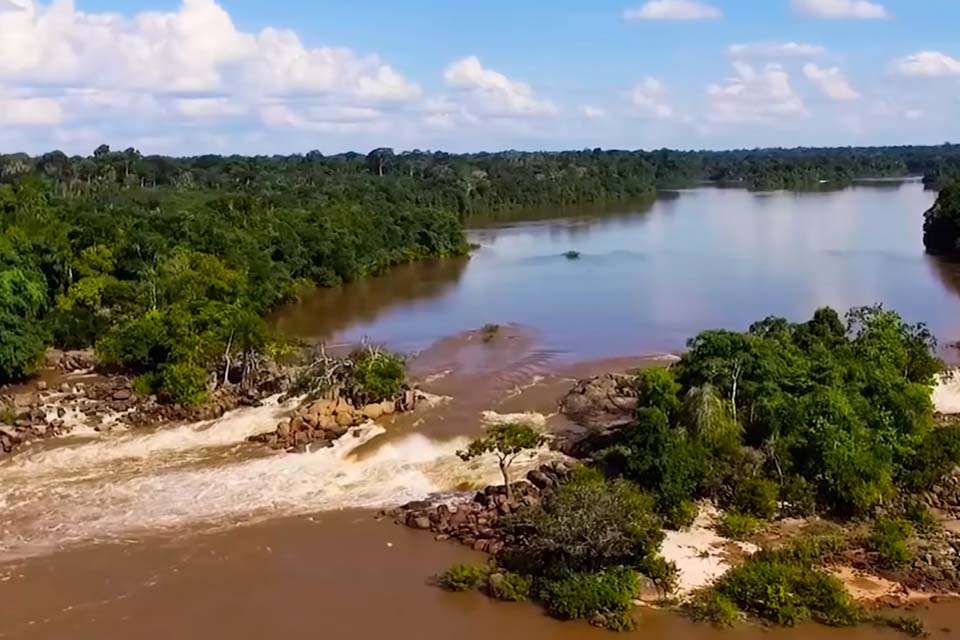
xmin=892 ymin=51 xmax=960 ymax=77
xmin=443 ymin=56 xmax=556 ymax=118
xmin=728 ymin=42 xmax=825 ymax=58
xmin=0 ymin=91 xmax=63 ymax=126
xmin=792 ymin=0 xmax=888 ymax=19
xmin=803 ymin=64 xmax=861 ymax=100
xmin=175 ymin=97 xmax=246 ymax=120
xmin=581 ymin=105 xmax=608 ymax=120
xmin=624 ymin=0 xmax=721 ymax=21
xmin=629 ymin=78 xmax=675 ymax=119
xmin=707 ymin=62 xmax=807 ymax=125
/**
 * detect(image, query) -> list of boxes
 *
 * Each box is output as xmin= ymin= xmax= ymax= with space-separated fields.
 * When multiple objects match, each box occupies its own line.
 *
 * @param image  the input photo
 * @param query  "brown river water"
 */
xmin=2 ymin=181 xmax=960 ymax=638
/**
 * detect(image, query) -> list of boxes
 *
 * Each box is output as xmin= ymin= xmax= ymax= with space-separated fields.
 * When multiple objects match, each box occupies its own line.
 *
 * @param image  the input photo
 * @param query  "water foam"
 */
xmin=0 ymin=398 xmax=564 ymax=560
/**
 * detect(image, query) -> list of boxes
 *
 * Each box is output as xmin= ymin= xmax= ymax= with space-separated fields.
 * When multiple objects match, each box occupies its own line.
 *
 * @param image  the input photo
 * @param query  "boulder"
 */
xmin=361 ymin=403 xmax=384 ymax=420
xmin=335 ymin=411 xmax=355 ymax=428
xmin=379 ymin=399 xmax=396 ymax=416
xmin=112 ymin=389 xmax=132 ymax=401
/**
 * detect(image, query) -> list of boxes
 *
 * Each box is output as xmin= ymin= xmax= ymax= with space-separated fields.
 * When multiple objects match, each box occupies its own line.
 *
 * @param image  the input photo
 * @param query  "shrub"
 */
xmin=158 ymin=362 xmax=207 ymax=406
xmin=487 ymin=572 xmax=532 ymax=601
xmin=689 ymin=591 xmax=740 ymax=627
xmin=563 ymin=250 xmax=581 ymax=260
xmin=349 ymin=348 xmax=405 ymax=404
xmin=717 ymin=511 xmax=760 ymax=540
xmin=779 ymin=475 xmax=817 ymax=517
xmin=481 ymin=323 xmax=500 ymax=342
xmin=713 ymin=549 xmax=861 ymax=627
xmin=663 ymin=499 xmax=697 ymax=530
xmin=869 ymin=518 xmax=914 ymax=569
xmin=877 ymin=614 xmax=927 ymax=638
xmin=635 ymin=368 xmax=682 ymax=419
xmin=133 ymin=372 xmax=160 ymax=397
xmin=438 ymin=564 xmax=487 ymax=592
xmin=501 ymin=475 xmax=663 ymax=575
xmin=732 ymin=476 xmax=779 ymax=519
xmin=539 ymin=568 xmax=639 ymax=620
xmin=591 ymin=610 xmax=636 ymax=632
xmin=636 ymin=555 xmax=679 ymax=595
xmin=903 ymin=498 xmax=938 ymax=535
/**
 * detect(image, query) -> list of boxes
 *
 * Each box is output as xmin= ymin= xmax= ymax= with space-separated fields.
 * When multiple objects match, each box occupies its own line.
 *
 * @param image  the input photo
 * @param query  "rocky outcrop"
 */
xmin=559 ymin=373 xmax=638 ymax=431
xmin=925 ymin=467 xmax=960 ymax=517
xmin=248 ymin=389 xmax=418 ymax=452
xmin=383 ymin=461 xmax=573 ymax=555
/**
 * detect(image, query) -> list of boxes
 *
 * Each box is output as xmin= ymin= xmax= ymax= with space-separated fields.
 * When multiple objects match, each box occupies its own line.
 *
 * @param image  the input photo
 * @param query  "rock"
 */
xmin=277 ymin=422 xmax=291 ymax=439
xmin=335 ymin=411 xmax=355 ymax=427
xmin=379 ymin=399 xmax=396 ymax=416
xmin=112 ymin=389 xmax=132 ymax=401
xmin=361 ymin=403 xmax=384 ymax=420
xmin=412 ymin=516 xmax=431 ymax=530
xmin=36 ymin=380 xmax=48 ymax=391
xmin=59 ymin=383 xmax=71 ymax=393
xmin=560 ymin=372 xmax=639 ymax=430
xmin=290 ymin=415 xmax=305 ymax=431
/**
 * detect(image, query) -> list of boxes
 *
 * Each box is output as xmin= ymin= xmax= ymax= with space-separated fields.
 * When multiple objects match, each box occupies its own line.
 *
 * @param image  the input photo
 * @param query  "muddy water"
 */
xmin=5 ymin=182 xmax=960 ymax=638
xmin=276 ymin=180 xmax=960 ymax=359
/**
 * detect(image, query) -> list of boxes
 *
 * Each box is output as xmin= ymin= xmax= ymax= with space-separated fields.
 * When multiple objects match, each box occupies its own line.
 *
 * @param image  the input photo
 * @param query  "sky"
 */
xmin=1 ymin=0 xmax=959 ymax=155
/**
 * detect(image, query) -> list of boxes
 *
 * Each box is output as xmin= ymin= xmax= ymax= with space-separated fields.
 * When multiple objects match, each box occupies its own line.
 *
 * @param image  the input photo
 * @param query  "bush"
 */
xmin=779 ymin=475 xmax=817 ymax=517
xmin=663 ymin=499 xmax=697 ymax=530
xmin=591 ymin=610 xmax=636 ymax=632
xmin=717 ymin=511 xmax=760 ymax=540
xmin=903 ymin=498 xmax=938 ymax=535
xmin=487 ymin=572 xmax=532 ymax=601
xmin=636 ymin=555 xmax=679 ymax=595
xmin=877 ymin=614 xmax=927 ymax=638
xmin=481 ymin=323 xmax=500 ymax=342
xmin=133 ymin=372 xmax=160 ymax=396
xmin=438 ymin=564 xmax=487 ymax=592
xmin=713 ymin=549 xmax=861 ymax=627
xmin=689 ymin=591 xmax=740 ymax=627
xmin=157 ymin=362 xmax=208 ymax=406
xmin=869 ymin=518 xmax=914 ymax=569
xmin=501 ymin=475 xmax=663 ymax=575
xmin=349 ymin=348 xmax=405 ymax=404
xmin=732 ymin=476 xmax=779 ymax=519
xmin=539 ymin=568 xmax=639 ymax=620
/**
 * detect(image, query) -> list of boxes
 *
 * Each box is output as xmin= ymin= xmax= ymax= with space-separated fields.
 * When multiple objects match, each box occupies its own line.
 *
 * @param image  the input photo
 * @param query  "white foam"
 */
xmin=0 ymin=399 xmax=565 ymax=560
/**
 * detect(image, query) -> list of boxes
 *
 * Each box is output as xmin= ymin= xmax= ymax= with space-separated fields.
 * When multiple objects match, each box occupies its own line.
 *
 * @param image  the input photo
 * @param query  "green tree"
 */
xmin=458 ymin=423 xmax=546 ymax=500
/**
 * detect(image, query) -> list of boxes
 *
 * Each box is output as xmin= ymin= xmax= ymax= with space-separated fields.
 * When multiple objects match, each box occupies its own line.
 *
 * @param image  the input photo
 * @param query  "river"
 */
xmin=1 ymin=180 xmax=959 ymax=638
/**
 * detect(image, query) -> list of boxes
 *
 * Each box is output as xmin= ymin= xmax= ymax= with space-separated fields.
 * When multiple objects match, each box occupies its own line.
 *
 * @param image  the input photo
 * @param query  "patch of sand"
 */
xmin=830 ymin=566 xmax=929 ymax=603
xmin=659 ymin=503 xmax=757 ymax=597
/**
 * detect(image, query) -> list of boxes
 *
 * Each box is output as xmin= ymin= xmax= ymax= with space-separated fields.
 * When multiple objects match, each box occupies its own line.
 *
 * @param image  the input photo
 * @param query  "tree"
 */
xmin=458 ymin=423 xmax=546 ymax=499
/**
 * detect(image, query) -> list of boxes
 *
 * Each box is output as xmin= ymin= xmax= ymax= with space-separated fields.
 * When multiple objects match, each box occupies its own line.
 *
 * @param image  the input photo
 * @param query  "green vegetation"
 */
xmin=868 ymin=517 xmax=915 ymax=569
xmin=709 ymin=543 xmax=861 ymax=627
xmin=923 ymin=183 xmax=960 ymax=255
xmin=438 ymin=564 xmax=488 ymax=592
xmin=563 ymin=250 xmax=581 ymax=260
xmin=877 ymin=615 xmax=928 ymax=638
xmin=458 ymin=423 xmax=546 ymax=499
xmin=347 ymin=348 xmax=405 ymax=405
xmin=597 ymin=306 xmax=950 ymax=521
xmin=717 ymin=511 xmax=760 ymax=541
xmin=487 ymin=572 xmax=533 ymax=602
xmin=689 ymin=591 xmax=740 ymax=627
xmin=538 ymin=568 xmax=638 ymax=621
xmin=903 ymin=498 xmax=938 ymax=535
xmin=481 ymin=323 xmax=500 ymax=343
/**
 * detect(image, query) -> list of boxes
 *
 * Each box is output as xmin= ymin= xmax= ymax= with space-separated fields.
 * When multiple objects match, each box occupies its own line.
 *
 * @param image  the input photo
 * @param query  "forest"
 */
xmin=3 ymin=142 xmax=960 ymax=400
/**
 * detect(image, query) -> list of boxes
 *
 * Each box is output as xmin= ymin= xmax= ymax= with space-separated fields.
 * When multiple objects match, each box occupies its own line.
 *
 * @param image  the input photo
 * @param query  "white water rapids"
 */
xmin=0 ymin=396 xmax=559 ymax=560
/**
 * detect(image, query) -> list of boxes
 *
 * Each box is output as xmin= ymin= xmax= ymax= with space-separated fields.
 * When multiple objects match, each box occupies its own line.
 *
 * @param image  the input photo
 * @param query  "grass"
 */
xmin=717 ymin=511 xmax=760 ymax=541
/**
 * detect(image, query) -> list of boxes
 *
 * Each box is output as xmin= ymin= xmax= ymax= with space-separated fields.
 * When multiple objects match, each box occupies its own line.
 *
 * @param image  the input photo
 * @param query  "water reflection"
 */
xmin=275 ymin=182 xmax=959 ymax=360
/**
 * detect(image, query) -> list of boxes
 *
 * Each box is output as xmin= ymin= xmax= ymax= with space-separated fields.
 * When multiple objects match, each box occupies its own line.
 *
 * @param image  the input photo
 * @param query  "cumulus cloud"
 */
xmin=443 ymin=56 xmax=556 ymax=118
xmin=629 ymin=78 xmax=675 ymax=119
xmin=624 ymin=0 xmax=721 ymax=21
xmin=892 ymin=51 xmax=960 ymax=77
xmin=707 ymin=62 xmax=807 ymax=124
xmin=728 ymin=42 xmax=825 ymax=58
xmin=803 ymin=64 xmax=861 ymax=100
xmin=792 ymin=0 xmax=889 ymax=19
xmin=0 ymin=0 xmax=421 ymax=145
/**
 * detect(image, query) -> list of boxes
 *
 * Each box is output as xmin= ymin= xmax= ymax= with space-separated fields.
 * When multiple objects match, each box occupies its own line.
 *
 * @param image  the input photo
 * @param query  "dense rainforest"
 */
xmin=3 ymin=142 xmax=960 ymax=399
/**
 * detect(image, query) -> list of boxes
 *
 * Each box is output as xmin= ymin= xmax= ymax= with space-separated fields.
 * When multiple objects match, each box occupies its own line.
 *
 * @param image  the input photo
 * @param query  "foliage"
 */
xmin=438 ymin=564 xmax=488 ymax=592
xmin=902 ymin=498 xmax=938 ymax=535
xmin=663 ymin=499 xmax=697 ymax=530
xmin=717 ymin=511 xmax=760 ymax=540
xmin=487 ymin=572 xmax=533 ymax=602
xmin=458 ymin=423 xmax=546 ymax=496
xmin=689 ymin=591 xmax=740 ymax=627
xmin=869 ymin=517 xmax=914 ymax=569
xmin=591 ymin=610 xmax=636 ymax=632
xmin=712 ymin=547 xmax=861 ymax=627
xmin=877 ymin=615 xmax=928 ymax=638
xmin=538 ymin=568 xmax=639 ymax=621
xmin=635 ymin=554 xmax=679 ymax=594
xmin=348 ymin=348 xmax=405 ymax=404
xmin=158 ymin=362 xmax=208 ymax=406
xmin=481 ymin=323 xmax=500 ymax=343
xmin=595 ymin=306 xmax=949 ymax=521
xmin=501 ymin=473 xmax=664 ymax=576
xmin=923 ymin=183 xmax=960 ymax=255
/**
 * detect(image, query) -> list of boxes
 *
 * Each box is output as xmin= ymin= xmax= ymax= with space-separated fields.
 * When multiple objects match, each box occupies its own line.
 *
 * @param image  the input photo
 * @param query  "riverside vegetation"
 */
xmin=434 ymin=306 xmax=960 ymax=633
xmin=4 ymin=143 xmax=960 ymax=403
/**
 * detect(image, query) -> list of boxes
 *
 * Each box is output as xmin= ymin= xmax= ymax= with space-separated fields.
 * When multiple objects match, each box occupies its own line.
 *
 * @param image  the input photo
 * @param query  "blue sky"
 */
xmin=1 ymin=0 xmax=959 ymax=154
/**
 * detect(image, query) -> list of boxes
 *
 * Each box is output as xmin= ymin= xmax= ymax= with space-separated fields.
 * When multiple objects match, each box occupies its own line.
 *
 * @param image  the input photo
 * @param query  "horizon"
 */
xmin=2 ymin=0 xmax=960 ymax=156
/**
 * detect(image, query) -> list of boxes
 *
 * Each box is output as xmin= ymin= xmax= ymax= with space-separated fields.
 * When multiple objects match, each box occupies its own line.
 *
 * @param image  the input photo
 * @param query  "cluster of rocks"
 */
xmin=249 ymin=389 xmax=417 ymax=452
xmin=384 ymin=461 xmax=573 ymax=555
xmin=925 ymin=467 xmax=960 ymax=517
xmin=559 ymin=372 xmax=638 ymax=431
xmin=44 ymin=349 xmax=97 ymax=373
xmin=0 ymin=405 xmax=69 ymax=454
xmin=902 ymin=535 xmax=960 ymax=593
